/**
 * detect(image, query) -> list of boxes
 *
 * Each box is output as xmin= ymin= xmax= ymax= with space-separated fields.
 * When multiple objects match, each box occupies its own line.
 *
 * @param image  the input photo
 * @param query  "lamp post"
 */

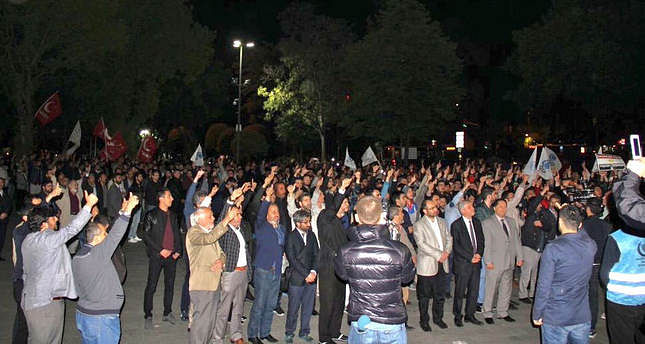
xmin=233 ymin=40 xmax=254 ymax=164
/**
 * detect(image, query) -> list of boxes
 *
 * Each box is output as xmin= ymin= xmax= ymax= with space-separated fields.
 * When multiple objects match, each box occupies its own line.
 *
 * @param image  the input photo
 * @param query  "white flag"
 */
xmin=191 ymin=144 xmax=204 ymax=166
xmin=344 ymin=148 xmax=357 ymax=170
xmin=66 ymin=121 xmax=81 ymax=155
xmin=522 ymin=147 xmax=538 ymax=182
xmin=361 ymin=146 xmax=379 ymax=167
xmin=537 ymin=146 xmax=562 ymax=180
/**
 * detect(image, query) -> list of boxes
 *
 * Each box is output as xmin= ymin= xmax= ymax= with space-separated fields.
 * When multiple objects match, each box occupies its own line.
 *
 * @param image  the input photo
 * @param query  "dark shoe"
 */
xmin=519 ymin=297 xmax=532 ymax=304
xmin=0 ymin=256 xmax=6 ymax=261
xmin=484 ymin=317 xmax=495 ymax=325
xmin=454 ymin=317 xmax=464 ymax=327
xmin=476 ymin=303 xmax=483 ymax=313
xmin=335 ymin=334 xmax=348 ymax=342
xmin=261 ymin=335 xmax=278 ymax=343
xmin=273 ymin=307 xmax=285 ymax=317
xmin=180 ymin=311 xmax=189 ymax=321
xmin=405 ymin=324 xmax=415 ymax=330
xmin=464 ymin=315 xmax=483 ymax=325
xmin=433 ymin=320 xmax=448 ymax=329
xmin=299 ymin=335 xmax=315 ymax=342
xmin=241 ymin=315 xmax=247 ymax=324
xmin=420 ymin=323 xmax=432 ymax=332
xmin=312 ymin=309 xmax=319 ymax=316
xmin=249 ymin=338 xmax=264 ymax=344
xmin=144 ymin=317 xmax=153 ymax=330
xmin=285 ymin=334 xmax=294 ymax=343
xmin=589 ymin=329 xmax=597 ymax=338
xmin=246 ymin=289 xmax=255 ymax=302
xmin=500 ymin=315 xmax=516 ymax=322
xmin=162 ymin=313 xmax=176 ymax=325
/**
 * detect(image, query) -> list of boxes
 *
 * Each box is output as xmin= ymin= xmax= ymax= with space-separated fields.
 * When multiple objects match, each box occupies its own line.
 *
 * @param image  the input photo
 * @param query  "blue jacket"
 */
xmin=533 ymin=230 xmax=596 ymax=326
xmin=254 ymin=201 xmax=285 ymax=275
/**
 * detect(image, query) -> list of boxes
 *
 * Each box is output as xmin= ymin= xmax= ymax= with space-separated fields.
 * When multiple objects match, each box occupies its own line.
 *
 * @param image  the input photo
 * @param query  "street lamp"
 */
xmin=233 ymin=39 xmax=254 ymax=164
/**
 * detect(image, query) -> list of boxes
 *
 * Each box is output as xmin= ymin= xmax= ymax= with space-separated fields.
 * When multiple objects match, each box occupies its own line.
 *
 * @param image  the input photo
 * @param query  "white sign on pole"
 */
xmin=456 ymin=131 xmax=465 ymax=149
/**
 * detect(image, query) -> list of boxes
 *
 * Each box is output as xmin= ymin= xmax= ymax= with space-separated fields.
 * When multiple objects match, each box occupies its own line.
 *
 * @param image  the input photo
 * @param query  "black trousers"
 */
xmin=144 ymin=255 xmax=177 ymax=318
xmin=180 ymin=249 xmax=190 ymax=314
xmin=12 ymin=279 xmax=28 ymax=344
xmin=0 ymin=218 xmax=8 ymax=258
xmin=418 ymin=265 xmax=448 ymax=325
xmin=318 ymin=266 xmax=346 ymax=343
xmin=606 ymin=300 xmax=645 ymax=344
xmin=453 ymin=263 xmax=481 ymax=319
xmin=589 ymin=265 xmax=601 ymax=330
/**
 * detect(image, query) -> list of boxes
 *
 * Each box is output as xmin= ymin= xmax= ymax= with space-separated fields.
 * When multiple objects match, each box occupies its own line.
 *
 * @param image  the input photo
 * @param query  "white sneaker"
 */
xmin=128 ymin=237 xmax=140 ymax=243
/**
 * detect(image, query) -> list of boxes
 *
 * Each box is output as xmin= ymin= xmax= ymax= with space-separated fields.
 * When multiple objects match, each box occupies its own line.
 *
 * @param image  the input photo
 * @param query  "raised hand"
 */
xmin=121 ymin=193 xmax=139 ymax=214
xmin=209 ymin=185 xmax=219 ymax=197
xmin=193 ymin=169 xmax=206 ymax=183
xmin=341 ymin=177 xmax=353 ymax=190
xmin=84 ymin=190 xmax=99 ymax=208
xmin=287 ymin=184 xmax=296 ymax=194
xmin=230 ymin=186 xmax=245 ymax=201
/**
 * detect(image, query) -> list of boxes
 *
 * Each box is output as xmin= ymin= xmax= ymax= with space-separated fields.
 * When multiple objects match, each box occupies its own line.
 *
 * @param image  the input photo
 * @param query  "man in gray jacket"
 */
xmin=72 ymin=193 xmax=138 ymax=343
xmin=21 ymin=190 xmax=98 ymax=344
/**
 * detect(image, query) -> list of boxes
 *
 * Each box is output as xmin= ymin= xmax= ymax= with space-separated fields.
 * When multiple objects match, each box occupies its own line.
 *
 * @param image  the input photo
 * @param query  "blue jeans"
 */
xmin=127 ymin=207 xmax=142 ymax=239
xmin=349 ymin=321 xmax=406 ymax=344
xmin=286 ymin=283 xmax=316 ymax=337
xmin=248 ymin=267 xmax=280 ymax=339
xmin=541 ymin=322 xmax=590 ymax=344
xmin=477 ymin=261 xmax=486 ymax=304
xmin=76 ymin=311 xmax=121 ymax=344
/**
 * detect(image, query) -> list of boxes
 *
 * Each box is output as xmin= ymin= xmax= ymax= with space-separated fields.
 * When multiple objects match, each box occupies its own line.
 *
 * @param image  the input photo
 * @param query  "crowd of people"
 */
xmin=0 ymin=150 xmax=643 ymax=344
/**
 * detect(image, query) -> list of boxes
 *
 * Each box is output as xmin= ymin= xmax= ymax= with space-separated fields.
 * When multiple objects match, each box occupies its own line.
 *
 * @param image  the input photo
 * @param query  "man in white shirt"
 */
xmin=213 ymin=195 xmax=252 ymax=344
xmin=413 ymin=200 xmax=453 ymax=332
xmin=481 ymin=199 xmax=524 ymax=324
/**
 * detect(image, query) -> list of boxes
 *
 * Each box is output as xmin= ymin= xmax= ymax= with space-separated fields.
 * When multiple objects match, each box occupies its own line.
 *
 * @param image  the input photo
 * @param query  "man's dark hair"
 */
xmin=501 ymin=190 xmax=513 ymax=201
xmin=157 ymin=188 xmax=170 ymax=200
xmin=86 ymin=223 xmax=103 ymax=243
xmin=296 ymin=192 xmax=311 ymax=206
xmin=559 ymin=204 xmax=583 ymax=231
xmin=27 ymin=206 xmax=55 ymax=232
xmin=391 ymin=191 xmax=405 ymax=206
xmin=586 ymin=197 xmax=603 ymax=216
xmin=93 ymin=214 xmax=110 ymax=227
xmin=492 ymin=198 xmax=507 ymax=209
xmin=481 ymin=188 xmax=495 ymax=201
xmin=193 ymin=191 xmax=208 ymax=207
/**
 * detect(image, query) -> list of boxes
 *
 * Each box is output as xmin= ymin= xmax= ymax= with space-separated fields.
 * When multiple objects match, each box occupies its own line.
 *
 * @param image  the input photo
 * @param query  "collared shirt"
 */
xmin=496 ymin=215 xmax=509 ymax=237
xmin=297 ymin=228 xmax=308 ymax=245
xmin=427 ymin=216 xmax=443 ymax=251
xmin=462 ymin=216 xmax=477 ymax=249
xmin=229 ymin=224 xmax=247 ymax=267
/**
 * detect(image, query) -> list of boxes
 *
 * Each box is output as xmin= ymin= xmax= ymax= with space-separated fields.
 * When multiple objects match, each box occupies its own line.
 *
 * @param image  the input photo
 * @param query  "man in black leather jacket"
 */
xmin=335 ymin=196 xmax=415 ymax=343
xmin=140 ymin=188 xmax=183 ymax=329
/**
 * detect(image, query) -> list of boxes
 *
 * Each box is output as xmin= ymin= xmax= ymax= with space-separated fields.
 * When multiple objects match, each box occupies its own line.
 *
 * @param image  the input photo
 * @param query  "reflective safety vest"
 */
xmin=606 ymin=230 xmax=645 ymax=306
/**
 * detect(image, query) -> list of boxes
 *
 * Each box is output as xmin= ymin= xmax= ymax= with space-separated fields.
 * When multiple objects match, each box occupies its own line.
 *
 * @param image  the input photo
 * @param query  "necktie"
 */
xmin=468 ymin=220 xmax=477 ymax=252
xmin=301 ymin=232 xmax=307 ymax=245
xmin=501 ymin=219 xmax=509 ymax=237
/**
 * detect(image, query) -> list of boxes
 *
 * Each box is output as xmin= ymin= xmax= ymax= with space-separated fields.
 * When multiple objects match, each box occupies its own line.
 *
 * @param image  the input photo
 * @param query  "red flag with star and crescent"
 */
xmin=34 ymin=92 xmax=62 ymax=126
xmin=137 ymin=135 xmax=157 ymax=163
xmin=99 ymin=132 xmax=127 ymax=161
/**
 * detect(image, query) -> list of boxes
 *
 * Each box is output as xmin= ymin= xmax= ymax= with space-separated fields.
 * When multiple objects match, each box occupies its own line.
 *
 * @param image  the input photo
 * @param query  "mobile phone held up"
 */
xmin=630 ymin=134 xmax=642 ymax=159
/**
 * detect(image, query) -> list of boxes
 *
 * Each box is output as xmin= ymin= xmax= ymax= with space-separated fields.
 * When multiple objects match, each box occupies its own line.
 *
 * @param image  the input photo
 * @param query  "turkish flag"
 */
xmin=34 ymin=92 xmax=62 ymax=126
xmin=93 ymin=118 xmax=106 ymax=140
xmin=100 ymin=132 xmax=127 ymax=161
xmin=137 ymin=136 xmax=157 ymax=163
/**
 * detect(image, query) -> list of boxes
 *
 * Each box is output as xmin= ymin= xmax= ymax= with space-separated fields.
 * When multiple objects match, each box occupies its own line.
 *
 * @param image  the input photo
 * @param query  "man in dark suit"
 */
xmin=284 ymin=209 xmax=319 ymax=343
xmin=451 ymin=199 xmax=485 ymax=327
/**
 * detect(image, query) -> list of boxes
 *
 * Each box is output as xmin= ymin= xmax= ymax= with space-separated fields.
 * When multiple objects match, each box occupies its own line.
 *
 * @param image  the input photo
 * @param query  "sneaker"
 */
xmin=335 ymin=334 xmax=348 ymax=342
xmin=600 ymin=312 xmax=606 ymax=320
xmin=180 ymin=311 xmax=189 ymax=321
xmin=285 ymin=334 xmax=294 ymax=343
xmin=408 ymin=284 xmax=416 ymax=291
xmin=163 ymin=313 xmax=176 ymax=325
xmin=241 ymin=315 xmax=247 ymax=324
xmin=144 ymin=317 xmax=153 ymax=330
xmin=128 ymin=237 xmax=139 ymax=243
xmin=299 ymin=335 xmax=315 ymax=342
xmin=273 ymin=307 xmax=285 ymax=317
xmin=589 ymin=329 xmax=597 ymax=338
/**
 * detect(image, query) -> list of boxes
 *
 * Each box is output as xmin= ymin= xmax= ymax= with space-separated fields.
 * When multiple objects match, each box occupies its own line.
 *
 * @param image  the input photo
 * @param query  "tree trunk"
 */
xmin=319 ymin=131 xmax=326 ymax=163
xmin=15 ymin=93 xmax=35 ymax=156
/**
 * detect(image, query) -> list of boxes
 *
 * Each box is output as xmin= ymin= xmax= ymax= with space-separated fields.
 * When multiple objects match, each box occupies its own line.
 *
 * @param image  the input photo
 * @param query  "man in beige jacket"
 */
xmin=186 ymin=206 xmax=237 ymax=344
xmin=413 ymin=199 xmax=453 ymax=332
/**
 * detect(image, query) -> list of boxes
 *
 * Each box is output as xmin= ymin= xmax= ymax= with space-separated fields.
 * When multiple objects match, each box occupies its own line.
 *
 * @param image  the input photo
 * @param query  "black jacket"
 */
xmin=334 ymin=224 xmax=415 ymax=325
xmin=612 ymin=170 xmax=645 ymax=231
xmin=139 ymin=208 xmax=183 ymax=258
xmin=450 ymin=217 xmax=485 ymax=270
xmin=521 ymin=196 xmax=557 ymax=252
xmin=144 ymin=180 xmax=163 ymax=207
xmin=317 ymin=191 xmax=349 ymax=265
xmin=582 ymin=216 xmax=611 ymax=264
xmin=286 ymin=228 xmax=319 ymax=287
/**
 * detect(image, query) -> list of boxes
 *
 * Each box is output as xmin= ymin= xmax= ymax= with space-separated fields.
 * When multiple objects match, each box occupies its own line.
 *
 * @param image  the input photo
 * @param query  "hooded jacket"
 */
xmin=334 ymin=224 xmax=416 ymax=325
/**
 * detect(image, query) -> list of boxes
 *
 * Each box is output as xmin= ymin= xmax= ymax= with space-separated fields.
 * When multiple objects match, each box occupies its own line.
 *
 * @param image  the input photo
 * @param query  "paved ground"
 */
xmin=0 ymin=223 xmax=610 ymax=344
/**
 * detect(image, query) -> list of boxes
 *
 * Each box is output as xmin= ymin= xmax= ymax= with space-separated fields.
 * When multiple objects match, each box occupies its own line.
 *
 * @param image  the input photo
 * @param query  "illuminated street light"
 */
xmin=233 ymin=39 xmax=254 ymax=164
xmin=139 ymin=129 xmax=150 ymax=138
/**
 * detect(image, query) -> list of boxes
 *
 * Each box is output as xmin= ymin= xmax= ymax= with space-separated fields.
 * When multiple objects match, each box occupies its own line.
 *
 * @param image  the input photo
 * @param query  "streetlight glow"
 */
xmin=139 ymin=129 xmax=150 ymax=137
xmin=233 ymin=40 xmax=241 ymax=48
xmin=246 ymin=42 xmax=255 ymax=47
xmin=232 ymin=38 xmax=254 ymax=164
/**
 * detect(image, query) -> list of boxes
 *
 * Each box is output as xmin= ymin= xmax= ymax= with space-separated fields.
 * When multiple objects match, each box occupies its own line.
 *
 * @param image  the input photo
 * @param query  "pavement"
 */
xmin=0 ymin=226 xmax=610 ymax=344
